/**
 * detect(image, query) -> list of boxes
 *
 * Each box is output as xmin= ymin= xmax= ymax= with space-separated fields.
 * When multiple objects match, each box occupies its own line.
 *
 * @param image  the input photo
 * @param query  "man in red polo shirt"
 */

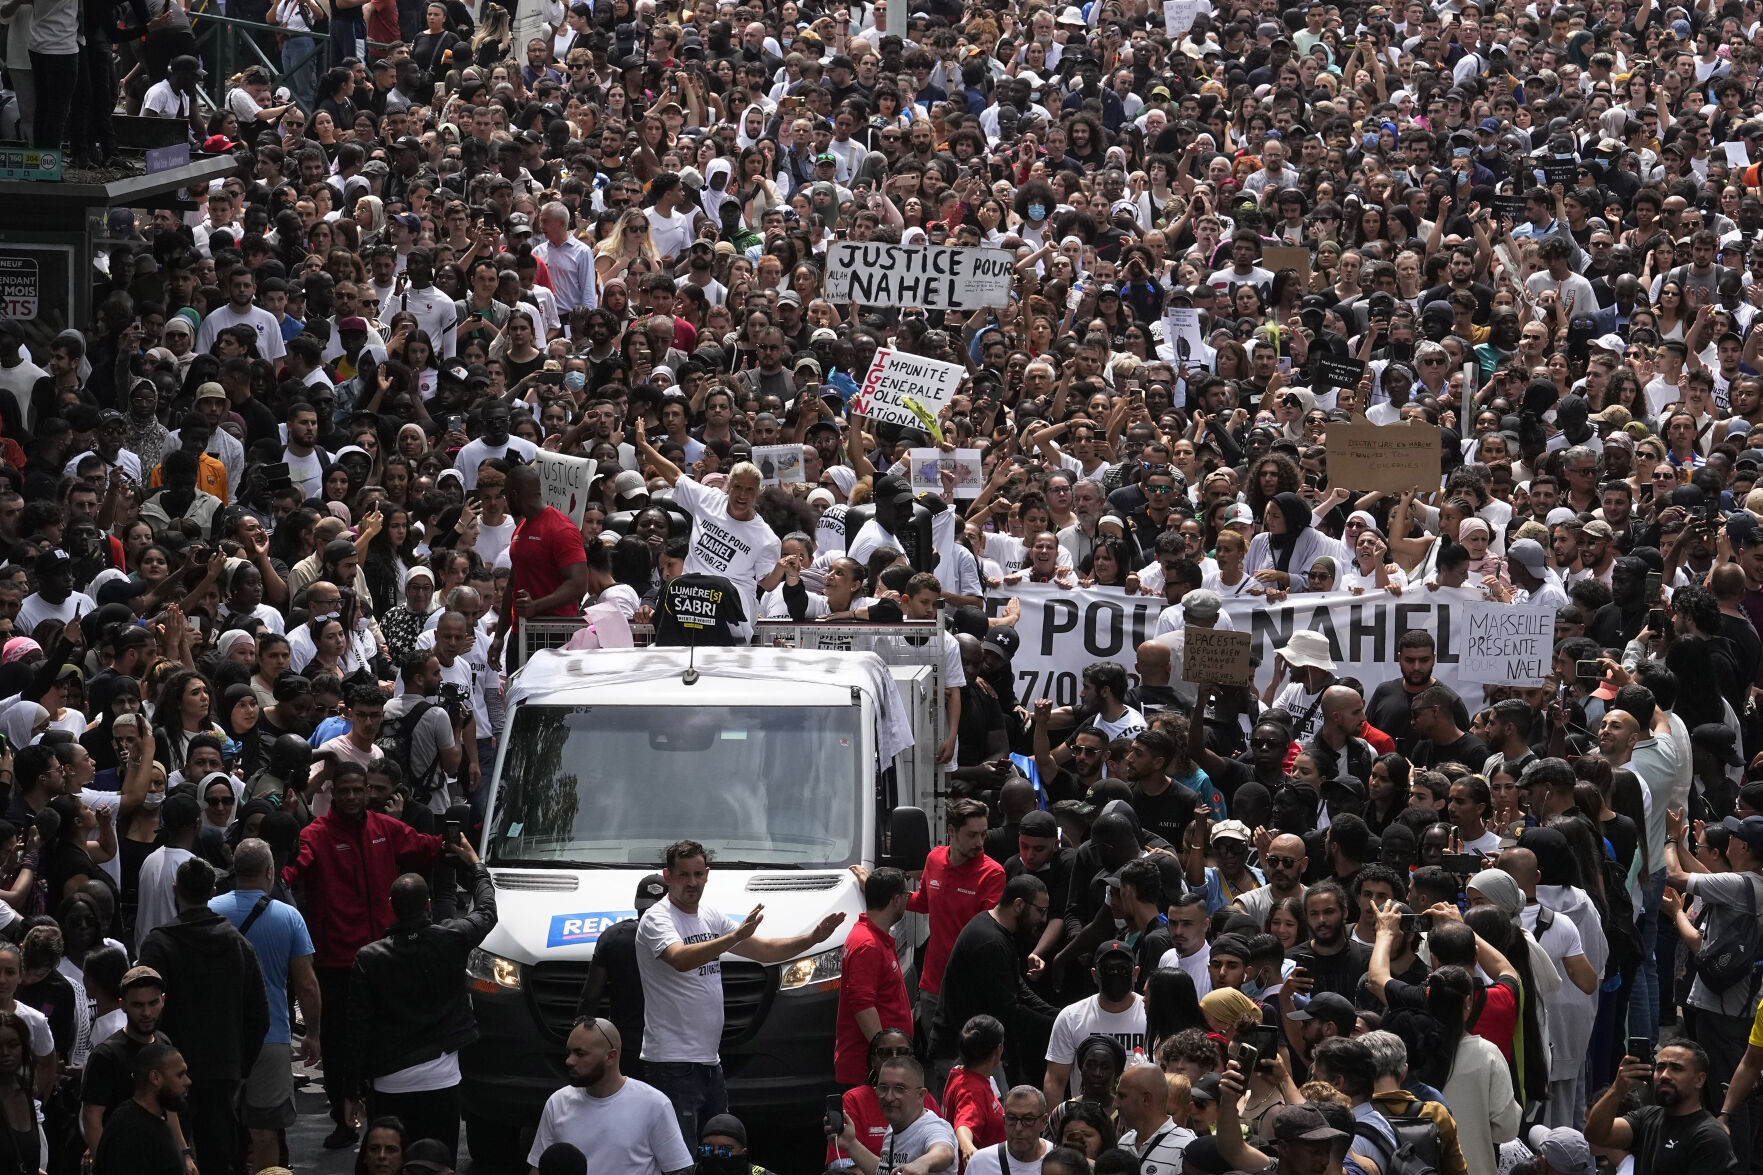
xmin=856 ymin=797 xmax=1006 ymax=1041
xmin=835 ymin=867 xmax=914 ymax=1088
xmin=488 ymin=462 xmax=589 ymax=670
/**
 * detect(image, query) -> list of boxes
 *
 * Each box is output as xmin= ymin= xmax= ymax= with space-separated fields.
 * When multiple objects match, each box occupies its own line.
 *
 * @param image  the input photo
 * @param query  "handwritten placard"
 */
xmin=1164 ymin=0 xmax=1202 ymax=35
xmin=1182 ymin=626 xmax=1254 ymax=686
xmin=1459 ymin=600 xmax=1555 ymax=684
xmin=535 ymin=450 xmax=597 ymax=525
xmin=1326 ymin=420 xmax=1442 ymax=495
xmin=1316 ymin=355 xmax=1367 ymax=394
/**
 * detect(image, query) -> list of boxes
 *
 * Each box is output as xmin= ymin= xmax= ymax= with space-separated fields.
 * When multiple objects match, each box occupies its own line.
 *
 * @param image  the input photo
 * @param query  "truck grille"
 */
xmin=525 ymin=960 xmax=776 ymax=1045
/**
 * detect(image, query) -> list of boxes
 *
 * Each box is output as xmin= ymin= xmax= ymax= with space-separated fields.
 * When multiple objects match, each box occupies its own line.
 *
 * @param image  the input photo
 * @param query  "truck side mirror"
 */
xmin=885 ymin=806 xmax=931 ymax=872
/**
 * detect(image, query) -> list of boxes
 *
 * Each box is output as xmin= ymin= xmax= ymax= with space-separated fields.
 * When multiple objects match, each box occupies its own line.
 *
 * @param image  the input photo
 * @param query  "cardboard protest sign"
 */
xmin=1182 ymin=627 xmax=1254 ymax=686
xmin=1459 ymin=600 xmax=1555 ymax=685
xmin=850 ymin=348 xmax=966 ymax=430
xmin=535 ymin=450 xmax=597 ymax=526
xmin=1164 ymin=0 xmax=1202 ymax=34
xmin=752 ymin=445 xmax=804 ymax=486
xmin=1316 ymin=355 xmax=1367 ymax=395
xmin=1263 ymin=245 xmax=1311 ymax=286
xmin=1326 ymin=420 xmax=1442 ymax=495
xmin=824 ymin=242 xmax=1014 ymax=309
xmin=908 ymin=448 xmax=984 ymax=496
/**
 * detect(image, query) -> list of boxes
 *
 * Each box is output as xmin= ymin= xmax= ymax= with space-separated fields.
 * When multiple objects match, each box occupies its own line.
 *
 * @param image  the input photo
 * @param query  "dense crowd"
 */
xmin=2 ymin=0 xmax=1763 ymax=1171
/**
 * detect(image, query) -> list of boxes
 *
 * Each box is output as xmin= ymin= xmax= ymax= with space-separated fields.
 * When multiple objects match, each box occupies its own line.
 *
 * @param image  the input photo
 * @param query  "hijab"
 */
xmin=1269 ymin=490 xmax=1314 ymax=573
xmin=219 ymin=682 xmax=263 ymax=778
xmin=1468 ymin=868 xmax=1525 ymax=923
xmin=0 ymin=702 xmax=46 ymax=748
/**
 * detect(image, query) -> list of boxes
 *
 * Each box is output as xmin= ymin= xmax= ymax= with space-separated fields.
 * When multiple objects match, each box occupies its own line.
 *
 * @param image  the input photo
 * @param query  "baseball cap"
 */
xmin=1478 ymin=117 xmax=1502 ymax=133
xmin=982 ymin=626 xmax=1021 ymax=661
xmin=1526 ymin=1127 xmax=1595 ymax=1175
xmin=391 ymin=211 xmax=421 ymax=233
xmin=1506 ymin=538 xmax=1547 ymax=576
xmin=634 ymin=873 xmax=667 ymax=911
xmin=1271 ymin=1105 xmax=1348 ymax=1143
xmin=1287 ymin=991 xmax=1357 ymax=1035
xmin=195 ymin=381 xmax=228 ymax=402
xmin=873 ymin=473 xmax=915 ymax=505
xmin=1722 ymin=814 xmax=1763 ymax=854
xmin=1210 ymin=818 xmax=1252 ymax=844
xmin=1592 ymin=333 xmax=1627 ymax=355
xmin=1093 ymin=939 xmax=1135 ymax=965
xmin=1190 ymin=1073 xmax=1223 ymax=1103
xmin=337 ymin=316 xmax=369 ymax=334
xmin=120 ymin=965 xmax=165 ymax=992
xmin=402 ymin=1139 xmax=454 ymax=1173
xmin=1694 ymin=723 xmax=1743 ymax=768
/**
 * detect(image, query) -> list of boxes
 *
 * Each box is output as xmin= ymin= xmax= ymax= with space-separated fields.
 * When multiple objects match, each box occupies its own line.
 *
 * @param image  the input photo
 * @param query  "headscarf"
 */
xmin=0 ymin=702 xmax=46 ymax=748
xmin=213 ymin=630 xmax=255 ymax=665
xmin=1268 ymin=491 xmax=1314 ymax=573
xmin=1468 ymin=868 xmax=1525 ymax=923
xmin=1307 ymin=555 xmax=1337 ymax=587
xmin=701 ymin=157 xmax=736 ymax=223
xmin=1199 ymin=987 xmax=1261 ymax=1031
xmin=199 ymin=771 xmax=237 ymax=831
xmin=1 ymin=638 xmax=40 ymax=665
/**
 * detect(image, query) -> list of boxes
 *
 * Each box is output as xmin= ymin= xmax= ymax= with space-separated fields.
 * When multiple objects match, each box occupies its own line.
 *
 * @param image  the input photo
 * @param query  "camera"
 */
xmin=438 ymin=682 xmax=469 ymax=721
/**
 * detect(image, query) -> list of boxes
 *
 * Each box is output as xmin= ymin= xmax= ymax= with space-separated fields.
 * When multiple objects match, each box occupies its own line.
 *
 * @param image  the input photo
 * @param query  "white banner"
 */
xmin=982 ymin=584 xmax=1490 ymax=703
xmin=851 ymin=348 xmax=966 ymax=430
xmin=824 ymin=241 xmax=1015 ymax=309
xmin=535 ymin=450 xmax=597 ymax=526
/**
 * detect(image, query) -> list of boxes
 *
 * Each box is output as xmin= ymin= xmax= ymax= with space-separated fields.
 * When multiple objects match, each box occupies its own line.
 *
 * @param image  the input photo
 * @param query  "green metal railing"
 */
xmin=187 ymin=12 xmax=334 ymax=113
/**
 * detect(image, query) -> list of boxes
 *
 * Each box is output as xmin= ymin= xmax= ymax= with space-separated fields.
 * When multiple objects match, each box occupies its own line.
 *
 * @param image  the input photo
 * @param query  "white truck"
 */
xmin=459 ymin=624 xmax=949 ymax=1165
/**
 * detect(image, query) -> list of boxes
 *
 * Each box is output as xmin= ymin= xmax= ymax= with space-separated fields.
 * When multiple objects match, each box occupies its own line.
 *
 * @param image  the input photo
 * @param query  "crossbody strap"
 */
xmin=238 ymin=894 xmax=273 ymax=937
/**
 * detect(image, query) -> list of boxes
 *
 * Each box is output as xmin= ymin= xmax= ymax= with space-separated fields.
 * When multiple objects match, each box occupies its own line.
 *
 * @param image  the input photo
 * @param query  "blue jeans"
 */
xmin=1631 ymin=869 xmax=1665 ymax=1045
xmin=644 ymin=1061 xmax=727 ymax=1152
xmin=280 ymin=34 xmax=317 ymax=107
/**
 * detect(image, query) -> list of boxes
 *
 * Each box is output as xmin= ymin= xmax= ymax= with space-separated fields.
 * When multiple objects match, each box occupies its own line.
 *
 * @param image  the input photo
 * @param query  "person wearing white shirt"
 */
xmin=965 ymin=1089 xmax=1055 ymax=1175
xmin=452 ymin=402 xmax=537 ymax=491
xmin=195 ymin=270 xmax=287 ymax=361
xmin=526 ymin=1018 xmax=694 ymax=1175
xmin=0 ymin=323 xmax=44 ymax=431
xmin=378 ymin=249 xmax=459 ymax=358
xmin=645 ymin=175 xmax=697 ymax=262
xmin=532 ymin=201 xmax=599 ymax=320
xmin=1043 ymin=942 xmax=1147 ymax=1104
xmin=134 ymin=794 xmax=200 ymax=945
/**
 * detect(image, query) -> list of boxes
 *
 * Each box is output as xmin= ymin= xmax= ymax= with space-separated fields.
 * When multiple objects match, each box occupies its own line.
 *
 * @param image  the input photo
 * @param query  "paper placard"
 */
xmin=752 ymin=444 xmax=804 ymax=486
xmin=1182 ymin=626 xmax=1254 ymax=686
xmin=1459 ymin=600 xmax=1556 ymax=684
xmin=1493 ymin=195 xmax=1528 ymax=223
xmin=1326 ymin=420 xmax=1443 ymax=495
xmin=1540 ymin=158 xmax=1578 ymax=188
xmin=1162 ymin=307 xmax=1207 ymax=367
xmin=1316 ymin=355 xmax=1367 ymax=394
xmin=908 ymin=448 xmax=984 ymax=496
xmin=824 ymin=241 xmax=1014 ymax=309
xmin=1263 ymin=245 xmax=1311 ymax=287
xmin=535 ymin=450 xmax=597 ymax=526
xmin=850 ymin=347 xmax=967 ymax=430
xmin=1164 ymin=0 xmax=1202 ymax=35
xmin=1725 ymin=141 xmax=1753 ymax=168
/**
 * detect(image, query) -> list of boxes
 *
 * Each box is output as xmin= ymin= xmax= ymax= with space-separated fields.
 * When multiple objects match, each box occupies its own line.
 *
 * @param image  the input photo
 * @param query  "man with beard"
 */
xmin=92 ymin=1041 xmax=192 ymax=1175
xmin=1234 ymin=833 xmax=1309 ymax=925
xmin=1366 ymin=631 xmax=1470 ymax=756
xmin=931 ymin=875 xmax=1057 ymax=1084
xmin=528 ymin=1018 xmax=694 ymax=1175
xmin=1287 ymin=882 xmax=1371 ymax=1000
xmin=1588 ymin=1041 xmax=1737 ymax=1175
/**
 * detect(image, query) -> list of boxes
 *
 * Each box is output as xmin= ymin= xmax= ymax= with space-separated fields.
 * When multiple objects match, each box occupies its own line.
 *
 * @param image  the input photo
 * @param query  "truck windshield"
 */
xmin=487 ymin=704 xmax=864 ymax=868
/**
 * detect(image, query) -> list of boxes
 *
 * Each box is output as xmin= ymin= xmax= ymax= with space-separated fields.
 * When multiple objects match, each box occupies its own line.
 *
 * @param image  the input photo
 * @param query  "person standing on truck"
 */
xmin=341 ymin=833 xmax=496 ymax=1165
xmin=835 ymin=867 xmax=914 ymax=1089
xmin=282 ymin=761 xmax=445 ymax=1151
xmin=487 ymin=463 xmax=588 ymax=672
xmin=630 ymin=433 xmax=785 ymax=638
xmin=637 ymin=839 xmax=847 ymax=1149
xmin=854 ymin=798 xmax=1004 ymax=1046
xmin=577 ymin=873 xmax=669 ymax=1080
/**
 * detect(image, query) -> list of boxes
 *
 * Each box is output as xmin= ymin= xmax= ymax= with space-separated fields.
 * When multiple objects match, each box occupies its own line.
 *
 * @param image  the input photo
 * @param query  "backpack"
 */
xmin=1355 ymin=1104 xmax=1443 ymax=1175
xmin=376 ymin=700 xmax=444 ymax=802
xmin=1598 ymin=852 xmax=1643 ymax=976
xmin=1693 ymin=873 xmax=1763 ymax=993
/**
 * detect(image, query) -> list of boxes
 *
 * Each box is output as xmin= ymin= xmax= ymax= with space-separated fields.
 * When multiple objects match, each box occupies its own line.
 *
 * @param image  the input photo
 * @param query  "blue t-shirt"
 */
xmin=209 ymin=889 xmax=314 ymax=1044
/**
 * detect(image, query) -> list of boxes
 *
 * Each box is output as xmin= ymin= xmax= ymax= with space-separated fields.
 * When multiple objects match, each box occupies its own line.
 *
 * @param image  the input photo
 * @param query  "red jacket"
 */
xmin=282 ymin=808 xmax=444 ymax=968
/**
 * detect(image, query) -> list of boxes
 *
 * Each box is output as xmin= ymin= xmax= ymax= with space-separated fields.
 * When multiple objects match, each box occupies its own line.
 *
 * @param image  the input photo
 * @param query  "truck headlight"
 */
xmin=780 ymin=946 xmax=843 ymax=991
xmin=467 ymin=949 xmax=523 ymax=992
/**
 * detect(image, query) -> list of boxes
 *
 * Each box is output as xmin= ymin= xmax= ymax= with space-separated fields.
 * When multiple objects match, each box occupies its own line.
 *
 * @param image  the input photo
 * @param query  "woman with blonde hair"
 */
xmin=470 ymin=3 xmax=511 ymax=66
xmin=595 ymin=208 xmax=660 ymax=285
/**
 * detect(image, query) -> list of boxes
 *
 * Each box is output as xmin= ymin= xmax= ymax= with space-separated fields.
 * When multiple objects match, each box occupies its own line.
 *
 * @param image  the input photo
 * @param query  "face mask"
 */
xmin=1241 ymin=977 xmax=1265 ymax=1001
xmin=1097 ymin=968 xmax=1134 ymax=1002
xmin=1028 ymin=204 xmax=1047 ymax=221
xmin=564 ymin=370 xmax=586 ymax=391
xmin=142 ymin=790 xmax=166 ymax=810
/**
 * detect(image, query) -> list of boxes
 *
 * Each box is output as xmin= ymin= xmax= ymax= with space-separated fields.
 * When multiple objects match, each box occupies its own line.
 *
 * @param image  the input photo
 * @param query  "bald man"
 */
xmin=1128 ymin=640 xmax=1187 ymax=718
xmin=1305 ymin=686 xmax=1376 ymax=817
xmin=1117 ymin=1065 xmax=1196 ymax=1170
xmin=1234 ymin=832 xmax=1309 ymax=926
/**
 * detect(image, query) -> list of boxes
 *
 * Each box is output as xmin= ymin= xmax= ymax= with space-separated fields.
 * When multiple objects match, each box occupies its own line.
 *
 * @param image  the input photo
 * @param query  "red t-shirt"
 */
xmin=826 ymin=1087 xmax=942 ymax=1166
xmin=943 ymin=1067 xmax=1005 ymax=1157
xmin=907 ymin=847 xmax=1006 ymax=994
xmin=1471 ymin=975 xmax=1520 ymax=1061
xmin=835 ymin=914 xmax=915 ymax=1086
xmin=510 ymin=506 xmax=587 ymax=616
